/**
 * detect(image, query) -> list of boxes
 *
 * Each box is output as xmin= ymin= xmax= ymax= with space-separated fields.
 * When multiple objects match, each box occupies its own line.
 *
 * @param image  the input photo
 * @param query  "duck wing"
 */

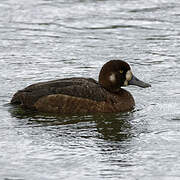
xmin=11 ymin=78 xmax=108 ymax=109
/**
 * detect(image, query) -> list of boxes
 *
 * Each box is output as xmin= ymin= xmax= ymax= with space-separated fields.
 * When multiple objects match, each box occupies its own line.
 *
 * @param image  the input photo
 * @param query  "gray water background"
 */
xmin=0 ymin=0 xmax=180 ymax=179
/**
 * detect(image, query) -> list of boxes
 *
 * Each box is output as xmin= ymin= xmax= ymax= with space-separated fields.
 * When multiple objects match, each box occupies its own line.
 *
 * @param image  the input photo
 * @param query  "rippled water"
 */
xmin=0 ymin=0 xmax=180 ymax=179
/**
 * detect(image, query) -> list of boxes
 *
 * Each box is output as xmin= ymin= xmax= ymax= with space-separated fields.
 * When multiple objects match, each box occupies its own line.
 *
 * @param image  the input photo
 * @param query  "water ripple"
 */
xmin=1 ymin=0 xmax=180 ymax=179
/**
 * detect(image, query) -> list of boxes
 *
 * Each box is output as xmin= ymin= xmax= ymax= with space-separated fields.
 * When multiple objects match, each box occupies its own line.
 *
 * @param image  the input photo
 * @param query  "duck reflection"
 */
xmin=9 ymin=105 xmax=134 ymax=142
xmin=95 ymin=113 xmax=134 ymax=142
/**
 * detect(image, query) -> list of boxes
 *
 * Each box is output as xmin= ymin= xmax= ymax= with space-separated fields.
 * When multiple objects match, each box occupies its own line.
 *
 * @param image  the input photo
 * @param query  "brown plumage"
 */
xmin=11 ymin=60 xmax=151 ymax=114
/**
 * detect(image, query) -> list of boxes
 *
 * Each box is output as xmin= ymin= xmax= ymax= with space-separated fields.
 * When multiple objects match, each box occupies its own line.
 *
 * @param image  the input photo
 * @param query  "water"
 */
xmin=0 ymin=0 xmax=180 ymax=179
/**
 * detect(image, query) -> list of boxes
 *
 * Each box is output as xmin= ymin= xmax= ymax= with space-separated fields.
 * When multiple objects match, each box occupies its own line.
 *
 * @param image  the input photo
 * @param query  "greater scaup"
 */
xmin=11 ymin=60 xmax=151 ymax=114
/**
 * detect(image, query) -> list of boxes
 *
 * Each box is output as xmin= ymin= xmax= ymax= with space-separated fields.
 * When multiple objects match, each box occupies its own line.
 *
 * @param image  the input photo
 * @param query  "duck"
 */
xmin=10 ymin=60 xmax=151 ymax=114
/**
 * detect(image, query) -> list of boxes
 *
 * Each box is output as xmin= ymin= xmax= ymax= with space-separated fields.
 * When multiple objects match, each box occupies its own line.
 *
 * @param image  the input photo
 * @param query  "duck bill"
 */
xmin=128 ymin=75 xmax=151 ymax=88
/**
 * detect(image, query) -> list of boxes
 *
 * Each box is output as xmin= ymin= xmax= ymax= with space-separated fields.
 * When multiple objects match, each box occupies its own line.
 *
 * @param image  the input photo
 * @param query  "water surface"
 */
xmin=0 ymin=0 xmax=180 ymax=179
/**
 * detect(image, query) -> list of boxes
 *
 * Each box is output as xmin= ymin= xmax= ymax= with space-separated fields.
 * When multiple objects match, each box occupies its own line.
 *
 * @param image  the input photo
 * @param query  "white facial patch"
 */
xmin=124 ymin=70 xmax=132 ymax=86
xmin=126 ymin=70 xmax=132 ymax=81
xmin=124 ymin=80 xmax=128 ymax=86
xmin=109 ymin=73 xmax=116 ymax=83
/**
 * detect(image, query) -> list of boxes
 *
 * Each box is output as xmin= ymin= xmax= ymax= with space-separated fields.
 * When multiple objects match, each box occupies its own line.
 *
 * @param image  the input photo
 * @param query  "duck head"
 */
xmin=98 ymin=60 xmax=151 ymax=92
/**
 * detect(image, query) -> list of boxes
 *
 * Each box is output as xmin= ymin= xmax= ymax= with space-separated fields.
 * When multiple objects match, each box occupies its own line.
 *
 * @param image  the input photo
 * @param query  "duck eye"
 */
xmin=119 ymin=70 xmax=123 ymax=74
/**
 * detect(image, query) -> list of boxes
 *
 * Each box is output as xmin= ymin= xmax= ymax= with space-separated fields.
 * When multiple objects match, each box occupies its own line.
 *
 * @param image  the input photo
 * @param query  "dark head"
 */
xmin=98 ymin=60 xmax=151 ymax=92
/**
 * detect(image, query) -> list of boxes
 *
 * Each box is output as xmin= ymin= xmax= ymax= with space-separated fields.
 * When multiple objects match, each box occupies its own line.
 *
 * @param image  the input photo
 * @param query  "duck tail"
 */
xmin=11 ymin=91 xmax=23 ymax=104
